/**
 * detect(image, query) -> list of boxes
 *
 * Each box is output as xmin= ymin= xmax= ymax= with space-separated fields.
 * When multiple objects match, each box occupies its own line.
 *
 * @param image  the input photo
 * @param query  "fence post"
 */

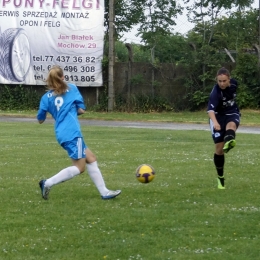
xmin=108 ymin=0 xmax=115 ymax=111
xmin=253 ymin=44 xmax=260 ymax=84
xmin=125 ymin=43 xmax=133 ymax=111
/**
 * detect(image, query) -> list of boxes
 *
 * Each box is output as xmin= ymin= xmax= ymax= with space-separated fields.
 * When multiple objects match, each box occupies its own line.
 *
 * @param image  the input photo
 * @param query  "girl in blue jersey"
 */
xmin=37 ymin=66 xmax=121 ymax=200
xmin=207 ymin=67 xmax=240 ymax=189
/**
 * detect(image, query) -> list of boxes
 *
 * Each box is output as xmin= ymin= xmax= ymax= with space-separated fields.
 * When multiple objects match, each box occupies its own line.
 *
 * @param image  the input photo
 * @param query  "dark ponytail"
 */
xmin=216 ymin=67 xmax=230 ymax=77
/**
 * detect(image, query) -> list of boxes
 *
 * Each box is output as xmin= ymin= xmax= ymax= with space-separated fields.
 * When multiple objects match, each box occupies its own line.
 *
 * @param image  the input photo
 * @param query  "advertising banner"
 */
xmin=0 ymin=0 xmax=104 ymax=86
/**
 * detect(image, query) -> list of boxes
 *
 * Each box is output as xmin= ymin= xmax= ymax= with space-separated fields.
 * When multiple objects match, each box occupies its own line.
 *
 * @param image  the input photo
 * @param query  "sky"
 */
xmin=122 ymin=0 xmax=259 ymax=44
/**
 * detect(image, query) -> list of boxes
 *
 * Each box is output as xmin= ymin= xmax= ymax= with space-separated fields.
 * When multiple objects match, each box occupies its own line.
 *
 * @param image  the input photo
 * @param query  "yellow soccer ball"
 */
xmin=136 ymin=164 xmax=155 ymax=183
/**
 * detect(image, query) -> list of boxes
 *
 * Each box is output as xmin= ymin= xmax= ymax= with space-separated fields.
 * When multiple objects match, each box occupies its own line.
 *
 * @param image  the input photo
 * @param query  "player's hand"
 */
xmin=214 ymin=123 xmax=221 ymax=131
xmin=77 ymin=108 xmax=85 ymax=115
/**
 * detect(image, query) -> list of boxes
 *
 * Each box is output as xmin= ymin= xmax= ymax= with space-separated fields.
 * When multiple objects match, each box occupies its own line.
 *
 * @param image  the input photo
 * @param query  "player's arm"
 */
xmin=37 ymin=112 xmax=46 ymax=124
xmin=37 ymin=97 xmax=47 ymax=124
xmin=77 ymin=108 xmax=85 ymax=115
xmin=38 ymin=119 xmax=45 ymax=124
xmin=207 ymin=86 xmax=221 ymax=130
xmin=208 ymin=111 xmax=221 ymax=131
xmin=73 ymin=85 xmax=86 ymax=115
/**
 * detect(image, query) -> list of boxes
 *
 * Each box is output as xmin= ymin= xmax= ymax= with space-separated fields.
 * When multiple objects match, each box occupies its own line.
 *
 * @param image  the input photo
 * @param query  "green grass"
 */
xmin=1 ymin=109 xmax=260 ymax=125
xmin=0 ymin=121 xmax=260 ymax=259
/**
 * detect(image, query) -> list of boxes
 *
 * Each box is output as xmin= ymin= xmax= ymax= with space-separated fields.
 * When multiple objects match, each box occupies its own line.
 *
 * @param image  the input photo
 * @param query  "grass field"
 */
xmin=0 ymin=116 xmax=260 ymax=259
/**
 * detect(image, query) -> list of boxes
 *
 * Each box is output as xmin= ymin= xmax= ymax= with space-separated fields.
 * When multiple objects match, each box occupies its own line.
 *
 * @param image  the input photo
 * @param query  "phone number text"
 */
xmin=33 ymin=55 xmax=96 ymax=63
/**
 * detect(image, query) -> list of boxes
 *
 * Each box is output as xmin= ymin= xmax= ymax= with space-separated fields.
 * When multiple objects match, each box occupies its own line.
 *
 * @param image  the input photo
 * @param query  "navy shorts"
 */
xmin=209 ymin=113 xmax=240 ymax=144
xmin=61 ymin=137 xmax=87 ymax=159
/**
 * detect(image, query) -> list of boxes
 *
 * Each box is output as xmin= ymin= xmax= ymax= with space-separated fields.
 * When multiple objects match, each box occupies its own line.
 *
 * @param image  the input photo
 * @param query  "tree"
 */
xmin=124 ymin=0 xmax=183 ymax=96
xmin=115 ymin=41 xmax=151 ymax=62
xmin=184 ymin=0 xmax=254 ymax=44
xmin=212 ymin=9 xmax=259 ymax=50
xmin=104 ymin=0 xmax=145 ymax=40
xmin=181 ymin=0 xmax=254 ymax=102
xmin=136 ymin=0 xmax=182 ymax=45
xmin=151 ymin=33 xmax=190 ymax=63
xmin=183 ymin=6 xmax=259 ymax=110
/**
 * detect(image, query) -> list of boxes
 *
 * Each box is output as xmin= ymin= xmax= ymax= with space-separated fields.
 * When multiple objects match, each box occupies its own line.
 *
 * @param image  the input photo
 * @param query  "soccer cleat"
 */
xmin=101 ymin=190 xmax=121 ymax=200
xmin=217 ymin=178 xmax=225 ymax=189
xmin=223 ymin=139 xmax=236 ymax=153
xmin=39 ymin=179 xmax=51 ymax=200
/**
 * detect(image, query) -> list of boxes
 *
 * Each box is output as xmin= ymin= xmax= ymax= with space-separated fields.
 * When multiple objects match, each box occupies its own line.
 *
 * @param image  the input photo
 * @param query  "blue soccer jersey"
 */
xmin=37 ymin=83 xmax=86 ymax=144
xmin=207 ymin=78 xmax=240 ymax=115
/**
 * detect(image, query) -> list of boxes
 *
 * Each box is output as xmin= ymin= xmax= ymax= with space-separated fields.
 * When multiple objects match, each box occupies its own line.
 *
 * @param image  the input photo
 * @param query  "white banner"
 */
xmin=0 ymin=0 xmax=104 ymax=87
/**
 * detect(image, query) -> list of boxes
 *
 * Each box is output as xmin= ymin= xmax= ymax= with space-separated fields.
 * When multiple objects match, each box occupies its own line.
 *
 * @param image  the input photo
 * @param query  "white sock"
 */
xmin=45 ymin=166 xmax=80 ymax=188
xmin=87 ymin=161 xmax=109 ymax=196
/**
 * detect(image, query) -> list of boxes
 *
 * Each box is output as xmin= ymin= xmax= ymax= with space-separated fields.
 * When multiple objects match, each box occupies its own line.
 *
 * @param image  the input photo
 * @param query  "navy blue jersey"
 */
xmin=37 ymin=83 xmax=86 ymax=144
xmin=207 ymin=78 xmax=239 ymax=115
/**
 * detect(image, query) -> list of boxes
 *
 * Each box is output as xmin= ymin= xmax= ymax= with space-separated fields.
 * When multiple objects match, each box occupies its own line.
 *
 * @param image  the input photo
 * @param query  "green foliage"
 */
xmin=180 ymin=62 xmax=216 ymax=111
xmin=102 ymin=0 xmax=259 ymax=112
xmin=132 ymin=44 xmax=151 ymax=62
xmin=0 ymin=85 xmax=41 ymax=110
xmin=184 ymin=0 xmax=254 ymax=26
xmin=90 ymin=85 xmax=109 ymax=112
xmin=92 ymin=73 xmax=173 ymax=112
xmin=101 ymin=55 xmax=109 ymax=68
xmin=114 ymin=41 xmax=151 ymax=62
xmin=90 ymin=84 xmax=173 ymax=112
xmin=93 ymin=93 xmax=173 ymax=113
xmin=209 ymin=9 xmax=258 ymax=51
xmin=115 ymin=41 xmax=129 ymax=62
xmin=231 ymin=52 xmax=259 ymax=108
xmin=235 ymin=83 xmax=256 ymax=109
xmin=137 ymin=0 xmax=182 ymax=43
xmin=181 ymin=4 xmax=259 ymax=111
xmin=144 ymin=33 xmax=191 ymax=64
xmin=130 ymin=0 xmax=183 ymax=66
xmin=129 ymin=94 xmax=173 ymax=112
xmin=104 ymin=0 xmax=143 ymax=38
xmin=186 ymin=90 xmax=209 ymax=110
xmin=130 ymin=73 xmax=145 ymax=86
xmin=152 ymin=80 xmax=162 ymax=89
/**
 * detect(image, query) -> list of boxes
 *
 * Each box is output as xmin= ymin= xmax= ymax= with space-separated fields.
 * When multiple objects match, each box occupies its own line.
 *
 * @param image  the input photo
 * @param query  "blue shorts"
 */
xmin=61 ymin=137 xmax=87 ymax=159
xmin=210 ymin=113 xmax=240 ymax=144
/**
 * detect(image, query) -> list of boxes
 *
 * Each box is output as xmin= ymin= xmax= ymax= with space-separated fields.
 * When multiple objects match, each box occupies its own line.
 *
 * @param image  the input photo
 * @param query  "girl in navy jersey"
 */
xmin=37 ymin=66 xmax=121 ymax=200
xmin=207 ymin=67 xmax=240 ymax=189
